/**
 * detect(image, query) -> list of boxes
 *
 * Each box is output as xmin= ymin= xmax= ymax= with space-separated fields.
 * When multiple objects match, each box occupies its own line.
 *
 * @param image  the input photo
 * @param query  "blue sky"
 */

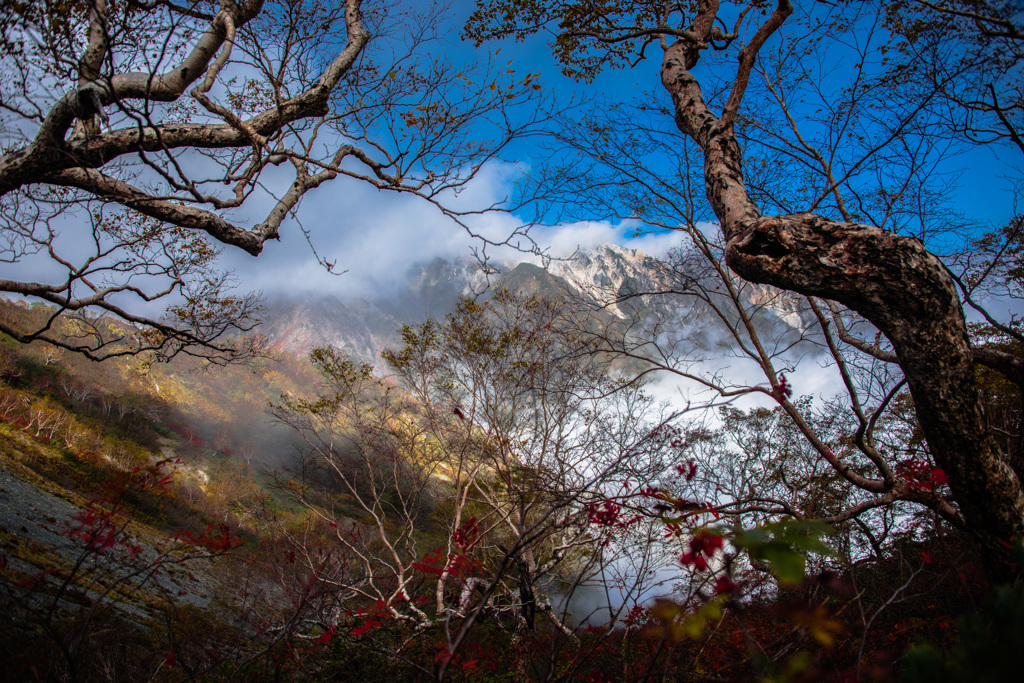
xmin=0 ymin=1 xmax=1016 ymax=309
xmin=222 ymin=0 xmax=1015 ymax=301
xmin=219 ymin=0 xmax=1020 ymax=300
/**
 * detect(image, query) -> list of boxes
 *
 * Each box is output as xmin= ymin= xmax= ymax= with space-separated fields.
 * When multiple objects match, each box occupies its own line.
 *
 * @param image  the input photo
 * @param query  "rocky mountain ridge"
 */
xmin=259 ymin=244 xmax=810 ymax=367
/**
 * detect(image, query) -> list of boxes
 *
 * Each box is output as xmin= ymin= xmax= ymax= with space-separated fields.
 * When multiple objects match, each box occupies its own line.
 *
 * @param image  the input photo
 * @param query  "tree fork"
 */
xmin=661 ymin=4 xmax=1024 ymax=575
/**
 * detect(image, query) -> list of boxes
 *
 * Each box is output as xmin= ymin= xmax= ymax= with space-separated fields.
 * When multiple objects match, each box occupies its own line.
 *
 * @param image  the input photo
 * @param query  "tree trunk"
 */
xmin=659 ymin=25 xmax=1024 ymax=577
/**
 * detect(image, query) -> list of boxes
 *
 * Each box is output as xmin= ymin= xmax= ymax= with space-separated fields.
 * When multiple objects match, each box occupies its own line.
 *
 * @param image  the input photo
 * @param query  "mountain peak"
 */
xmin=258 ymin=242 xmax=808 ymax=365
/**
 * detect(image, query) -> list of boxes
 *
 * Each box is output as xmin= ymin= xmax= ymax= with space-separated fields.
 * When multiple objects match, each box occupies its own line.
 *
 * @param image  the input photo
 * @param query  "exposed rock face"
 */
xmin=549 ymin=244 xmax=669 ymax=319
xmin=258 ymin=244 xmax=809 ymax=366
xmin=260 ymin=256 xmax=499 ymax=364
xmin=261 ymin=297 xmax=388 ymax=361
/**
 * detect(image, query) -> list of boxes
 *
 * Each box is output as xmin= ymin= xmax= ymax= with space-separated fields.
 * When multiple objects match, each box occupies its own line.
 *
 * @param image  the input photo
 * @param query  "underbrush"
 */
xmin=0 ymin=336 xmax=1015 ymax=681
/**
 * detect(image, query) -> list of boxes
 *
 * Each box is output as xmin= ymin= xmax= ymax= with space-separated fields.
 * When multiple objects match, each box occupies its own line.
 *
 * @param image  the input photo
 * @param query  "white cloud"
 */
xmin=219 ymin=163 xmax=524 ymax=300
xmin=0 ymin=156 xmax=695 ymax=311
xmin=218 ymin=161 xmax=704 ymax=301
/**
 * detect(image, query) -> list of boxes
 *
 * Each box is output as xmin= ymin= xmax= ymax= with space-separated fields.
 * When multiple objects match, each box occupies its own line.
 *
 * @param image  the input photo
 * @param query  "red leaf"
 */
xmin=714 ymin=575 xmax=739 ymax=595
xmin=680 ymin=531 xmax=724 ymax=571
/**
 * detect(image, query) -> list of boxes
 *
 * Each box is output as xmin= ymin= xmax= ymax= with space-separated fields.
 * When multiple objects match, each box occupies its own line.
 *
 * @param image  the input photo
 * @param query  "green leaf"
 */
xmin=731 ymin=520 xmax=836 ymax=586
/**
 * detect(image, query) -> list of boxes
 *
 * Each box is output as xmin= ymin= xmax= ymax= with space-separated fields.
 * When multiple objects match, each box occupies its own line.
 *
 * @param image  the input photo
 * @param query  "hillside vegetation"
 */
xmin=0 ymin=295 xmax=1020 ymax=682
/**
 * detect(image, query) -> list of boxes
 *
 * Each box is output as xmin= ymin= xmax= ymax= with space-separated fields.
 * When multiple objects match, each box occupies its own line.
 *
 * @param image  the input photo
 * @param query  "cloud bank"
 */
xmin=219 ymin=162 xmax=694 ymax=301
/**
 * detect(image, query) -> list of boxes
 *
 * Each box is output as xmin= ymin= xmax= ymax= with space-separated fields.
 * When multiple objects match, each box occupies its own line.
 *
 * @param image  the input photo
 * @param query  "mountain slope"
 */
xmin=258 ymin=244 xmax=812 ymax=366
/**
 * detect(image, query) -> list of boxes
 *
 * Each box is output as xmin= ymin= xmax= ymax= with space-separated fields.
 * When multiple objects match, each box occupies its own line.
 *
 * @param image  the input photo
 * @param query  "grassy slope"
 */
xmin=0 ymin=301 xmax=334 ymax=678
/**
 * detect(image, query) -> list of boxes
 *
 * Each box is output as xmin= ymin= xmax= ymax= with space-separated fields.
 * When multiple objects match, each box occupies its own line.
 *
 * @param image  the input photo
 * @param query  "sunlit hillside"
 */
xmin=1 ymin=0 xmax=1022 ymax=677
xmin=1 ymin=288 xmax=1014 ymax=681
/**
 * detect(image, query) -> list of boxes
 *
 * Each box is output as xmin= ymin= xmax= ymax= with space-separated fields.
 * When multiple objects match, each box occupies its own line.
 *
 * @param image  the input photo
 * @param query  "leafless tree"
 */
xmin=0 ymin=0 xmax=547 ymax=362
xmin=513 ymin=86 xmax=953 ymax=564
xmin=894 ymin=0 xmax=1023 ymax=158
xmin=270 ymin=292 xmax=682 ymax=679
xmin=466 ymin=0 xmax=1024 ymax=574
xmin=0 ymin=384 xmax=25 ymax=420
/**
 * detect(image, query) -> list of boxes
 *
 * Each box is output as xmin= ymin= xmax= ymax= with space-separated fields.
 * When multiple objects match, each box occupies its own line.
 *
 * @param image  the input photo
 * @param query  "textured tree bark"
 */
xmin=660 ymin=2 xmax=1024 ymax=575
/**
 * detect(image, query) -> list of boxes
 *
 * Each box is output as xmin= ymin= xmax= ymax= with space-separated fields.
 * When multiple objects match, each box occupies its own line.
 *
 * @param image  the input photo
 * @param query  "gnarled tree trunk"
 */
xmin=660 ymin=0 xmax=1024 ymax=575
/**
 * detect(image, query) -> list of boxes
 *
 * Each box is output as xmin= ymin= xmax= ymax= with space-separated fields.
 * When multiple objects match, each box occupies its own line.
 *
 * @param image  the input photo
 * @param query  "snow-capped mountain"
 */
xmin=258 ymin=244 xmax=811 ymax=366
xmin=549 ymin=244 xmax=669 ymax=318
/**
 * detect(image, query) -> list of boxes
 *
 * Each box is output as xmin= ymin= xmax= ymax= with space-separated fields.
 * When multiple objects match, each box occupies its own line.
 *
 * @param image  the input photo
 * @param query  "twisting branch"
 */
xmin=0 ymin=0 xmax=549 ymax=362
xmin=719 ymin=0 xmax=792 ymax=128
